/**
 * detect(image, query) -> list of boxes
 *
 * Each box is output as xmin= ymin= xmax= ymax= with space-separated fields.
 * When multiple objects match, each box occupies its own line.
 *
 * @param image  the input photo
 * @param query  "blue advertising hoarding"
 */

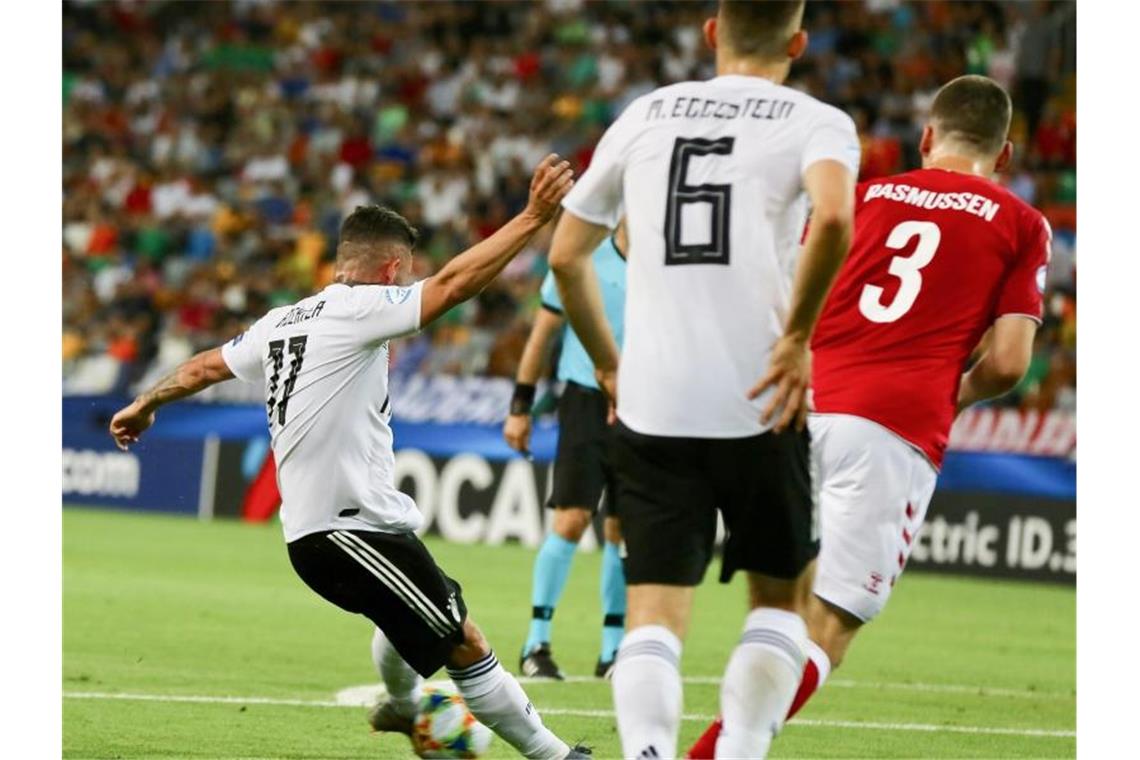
xmin=63 ymin=390 xmax=1075 ymax=582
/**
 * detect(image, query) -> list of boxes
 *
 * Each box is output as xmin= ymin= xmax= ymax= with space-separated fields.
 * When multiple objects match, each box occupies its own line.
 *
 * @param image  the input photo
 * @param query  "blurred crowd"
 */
xmin=62 ymin=0 xmax=1076 ymax=413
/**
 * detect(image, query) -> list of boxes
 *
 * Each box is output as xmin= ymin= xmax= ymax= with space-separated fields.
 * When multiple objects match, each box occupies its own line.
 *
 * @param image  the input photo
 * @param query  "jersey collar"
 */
xmin=709 ymin=74 xmax=777 ymax=87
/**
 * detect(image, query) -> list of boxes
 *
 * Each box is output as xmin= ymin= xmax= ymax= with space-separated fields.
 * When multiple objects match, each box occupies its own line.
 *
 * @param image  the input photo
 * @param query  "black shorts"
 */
xmin=610 ymin=421 xmax=818 ymax=586
xmin=287 ymin=529 xmax=467 ymax=677
xmin=548 ymin=381 xmax=616 ymax=516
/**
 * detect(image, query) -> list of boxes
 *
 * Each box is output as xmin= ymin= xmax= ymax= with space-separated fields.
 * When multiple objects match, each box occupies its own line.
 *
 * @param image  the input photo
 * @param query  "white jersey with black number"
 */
xmin=563 ymin=75 xmax=860 ymax=438
xmin=221 ymin=281 xmax=424 ymax=542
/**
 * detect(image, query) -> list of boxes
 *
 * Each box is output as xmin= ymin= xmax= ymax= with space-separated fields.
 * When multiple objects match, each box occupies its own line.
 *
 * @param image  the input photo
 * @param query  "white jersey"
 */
xmin=221 ymin=281 xmax=424 ymax=542
xmin=563 ymin=75 xmax=860 ymax=438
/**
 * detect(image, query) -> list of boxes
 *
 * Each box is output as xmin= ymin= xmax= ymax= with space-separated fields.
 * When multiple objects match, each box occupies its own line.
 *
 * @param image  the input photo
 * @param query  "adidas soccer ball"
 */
xmin=411 ymin=684 xmax=493 ymax=759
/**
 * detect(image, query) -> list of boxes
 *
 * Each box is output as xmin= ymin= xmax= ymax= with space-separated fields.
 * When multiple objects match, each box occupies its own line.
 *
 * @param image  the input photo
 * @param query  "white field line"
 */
xmin=824 ymin=677 xmax=1074 ymax=701
xmin=66 ymin=691 xmax=341 ymax=708
xmin=63 ymin=689 xmax=1075 ymax=740
xmin=517 ymin=675 xmax=1072 ymax=701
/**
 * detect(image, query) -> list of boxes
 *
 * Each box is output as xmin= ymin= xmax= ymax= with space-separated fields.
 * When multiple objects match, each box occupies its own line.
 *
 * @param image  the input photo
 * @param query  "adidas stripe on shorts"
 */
xmin=287 ymin=528 xmax=468 ymax=676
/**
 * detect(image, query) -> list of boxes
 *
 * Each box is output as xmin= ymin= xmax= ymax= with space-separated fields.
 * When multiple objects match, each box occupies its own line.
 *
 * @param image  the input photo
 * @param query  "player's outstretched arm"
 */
xmin=549 ymin=213 xmax=618 ymax=398
xmin=956 ymin=315 xmax=1037 ymax=413
xmin=751 ymin=159 xmax=855 ymax=432
xmin=504 ymin=306 xmax=564 ymax=454
xmin=108 ymin=347 xmax=235 ymax=450
xmin=419 ymin=154 xmax=574 ymax=328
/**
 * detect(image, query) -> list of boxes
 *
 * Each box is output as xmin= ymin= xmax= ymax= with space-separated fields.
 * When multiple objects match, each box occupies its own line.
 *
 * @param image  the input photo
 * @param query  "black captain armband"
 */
xmin=510 ymin=383 xmax=537 ymax=416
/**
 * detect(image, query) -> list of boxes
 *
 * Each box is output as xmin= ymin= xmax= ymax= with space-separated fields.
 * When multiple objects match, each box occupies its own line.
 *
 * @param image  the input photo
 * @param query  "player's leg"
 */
xmin=522 ymin=505 xmax=592 ymax=677
xmin=790 ymin=592 xmax=859 ymax=714
xmin=355 ymin=534 xmax=579 ymax=759
xmin=447 ymin=618 xmax=577 ymax=759
xmin=609 ymin=421 xmax=717 ymax=760
xmin=522 ymin=381 xmax=610 ymax=677
xmin=686 ymin=575 xmax=826 ymax=760
xmin=807 ymin=413 xmax=938 ymax=685
xmin=686 ymin=575 xmax=827 ymax=758
xmin=712 ymin=428 xmax=818 ymax=760
xmin=712 ymin=571 xmax=811 ymax=759
xmin=285 ymin=529 xmax=457 ymax=734
xmin=287 ymin=528 xmax=581 ymax=758
xmin=369 ymin=627 xmax=423 ymax=732
xmin=597 ymin=513 xmax=626 ymax=676
xmin=613 ymin=584 xmax=694 ymax=760
xmin=690 ymin=415 xmax=940 ymax=758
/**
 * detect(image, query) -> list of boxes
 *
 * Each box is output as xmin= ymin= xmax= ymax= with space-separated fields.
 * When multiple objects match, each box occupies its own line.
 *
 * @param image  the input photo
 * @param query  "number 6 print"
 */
xmin=663 ymin=136 xmax=734 ymax=266
xmin=859 ymin=220 xmax=942 ymax=323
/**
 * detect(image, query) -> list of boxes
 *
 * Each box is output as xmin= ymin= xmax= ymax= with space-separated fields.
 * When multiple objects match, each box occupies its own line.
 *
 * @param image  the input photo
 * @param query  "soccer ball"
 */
xmin=411 ymin=684 xmax=493 ymax=759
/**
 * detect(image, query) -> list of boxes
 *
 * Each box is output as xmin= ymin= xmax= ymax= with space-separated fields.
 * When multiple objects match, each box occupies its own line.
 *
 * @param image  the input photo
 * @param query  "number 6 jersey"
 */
xmin=562 ymin=75 xmax=860 ymax=438
xmin=221 ymin=281 xmax=425 ymax=541
xmin=811 ymin=168 xmax=1052 ymax=467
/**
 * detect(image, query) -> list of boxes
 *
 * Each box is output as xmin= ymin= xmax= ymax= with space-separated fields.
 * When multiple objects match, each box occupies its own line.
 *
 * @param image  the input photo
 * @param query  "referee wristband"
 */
xmin=510 ymin=383 xmax=537 ymax=416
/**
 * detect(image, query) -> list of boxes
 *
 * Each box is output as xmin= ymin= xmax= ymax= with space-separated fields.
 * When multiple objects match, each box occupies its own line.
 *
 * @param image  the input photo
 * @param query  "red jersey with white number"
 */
xmin=811 ymin=168 xmax=1051 ymax=468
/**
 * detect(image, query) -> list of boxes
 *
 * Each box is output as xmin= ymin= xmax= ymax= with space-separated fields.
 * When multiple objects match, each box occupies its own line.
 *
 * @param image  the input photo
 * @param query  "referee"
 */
xmin=504 ymin=222 xmax=627 ymax=680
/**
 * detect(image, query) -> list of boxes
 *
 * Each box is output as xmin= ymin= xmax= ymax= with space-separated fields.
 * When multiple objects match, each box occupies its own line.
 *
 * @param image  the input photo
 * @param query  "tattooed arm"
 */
xmin=109 ymin=347 xmax=234 ymax=451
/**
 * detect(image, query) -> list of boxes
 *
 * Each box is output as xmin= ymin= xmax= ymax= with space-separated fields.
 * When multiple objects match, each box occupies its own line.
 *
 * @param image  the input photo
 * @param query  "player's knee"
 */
xmin=553 ymin=507 xmax=592 ymax=542
xmin=626 ymin=584 xmax=694 ymax=640
xmin=603 ymin=516 xmax=622 ymax=545
xmin=447 ymin=619 xmax=491 ymax=669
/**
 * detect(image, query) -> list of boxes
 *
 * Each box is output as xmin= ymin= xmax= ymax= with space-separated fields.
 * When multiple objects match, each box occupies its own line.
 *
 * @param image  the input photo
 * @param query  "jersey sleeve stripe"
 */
xmin=994 ymin=312 xmax=1043 ymax=325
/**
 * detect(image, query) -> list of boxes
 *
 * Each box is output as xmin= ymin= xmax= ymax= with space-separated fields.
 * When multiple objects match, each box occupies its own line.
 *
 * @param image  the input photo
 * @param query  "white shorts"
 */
xmin=809 ymin=413 xmax=938 ymax=622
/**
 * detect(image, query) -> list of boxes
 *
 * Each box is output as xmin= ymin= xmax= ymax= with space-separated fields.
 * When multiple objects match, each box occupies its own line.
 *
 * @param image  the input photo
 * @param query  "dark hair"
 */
xmin=338 ymin=205 xmax=418 ymax=249
xmin=718 ymin=0 xmax=805 ymax=59
xmin=929 ymin=75 xmax=1012 ymax=156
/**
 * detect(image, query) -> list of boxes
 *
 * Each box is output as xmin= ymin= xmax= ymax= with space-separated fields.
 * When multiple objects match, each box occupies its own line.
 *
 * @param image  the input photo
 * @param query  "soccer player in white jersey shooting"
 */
xmin=109 ymin=155 xmax=591 ymax=760
xmin=550 ymin=2 xmax=858 ymax=758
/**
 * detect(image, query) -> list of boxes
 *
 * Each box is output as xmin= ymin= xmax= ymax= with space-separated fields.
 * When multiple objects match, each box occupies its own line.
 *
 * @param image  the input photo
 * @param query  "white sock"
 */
xmin=371 ymin=628 xmax=422 ymax=720
xmin=715 ymin=608 xmax=808 ymax=759
xmin=611 ymin=624 xmax=683 ymax=759
xmin=447 ymin=652 xmax=570 ymax=759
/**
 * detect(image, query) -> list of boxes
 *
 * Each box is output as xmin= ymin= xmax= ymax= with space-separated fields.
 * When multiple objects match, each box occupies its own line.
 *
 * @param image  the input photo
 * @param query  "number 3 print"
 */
xmin=859 ymin=220 xmax=942 ymax=323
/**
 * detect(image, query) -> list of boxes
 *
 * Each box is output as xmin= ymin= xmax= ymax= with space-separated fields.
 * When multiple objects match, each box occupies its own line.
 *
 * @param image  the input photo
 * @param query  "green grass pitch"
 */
xmin=63 ymin=507 xmax=1074 ymax=759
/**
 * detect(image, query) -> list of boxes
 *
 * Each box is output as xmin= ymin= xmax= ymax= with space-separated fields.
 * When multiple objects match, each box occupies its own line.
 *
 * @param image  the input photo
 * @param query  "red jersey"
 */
xmin=811 ymin=168 xmax=1051 ymax=468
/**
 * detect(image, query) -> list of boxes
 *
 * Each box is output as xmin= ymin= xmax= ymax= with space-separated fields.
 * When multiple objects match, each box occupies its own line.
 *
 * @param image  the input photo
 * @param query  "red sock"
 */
xmin=684 ymin=659 xmax=823 ymax=758
xmin=685 ymin=717 xmax=723 ymax=760
xmin=786 ymin=657 xmax=821 ymax=719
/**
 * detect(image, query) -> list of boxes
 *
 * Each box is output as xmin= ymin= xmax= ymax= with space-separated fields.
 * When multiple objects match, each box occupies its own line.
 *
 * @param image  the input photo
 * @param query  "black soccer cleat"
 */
xmin=519 ymin=643 xmax=565 ymax=680
xmin=594 ymin=657 xmax=615 ymax=679
xmin=566 ymin=743 xmax=594 ymax=758
xmin=367 ymin=699 xmax=414 ymax=736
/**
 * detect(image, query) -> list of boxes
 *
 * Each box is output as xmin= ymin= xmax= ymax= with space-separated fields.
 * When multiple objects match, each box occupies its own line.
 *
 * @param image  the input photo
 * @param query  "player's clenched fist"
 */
xmin=108 ymin=399 xmax=156 ymax=451
xmin=523 ymin=154 xmax=575 ymax=224
xmin=502 ymin=412 xmax=533 ymax=454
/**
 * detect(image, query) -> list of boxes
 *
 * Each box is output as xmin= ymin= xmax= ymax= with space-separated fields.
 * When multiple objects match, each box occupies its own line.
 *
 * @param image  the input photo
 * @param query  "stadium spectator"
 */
xmin=62 ymin=0 xmax=1075 ymax=413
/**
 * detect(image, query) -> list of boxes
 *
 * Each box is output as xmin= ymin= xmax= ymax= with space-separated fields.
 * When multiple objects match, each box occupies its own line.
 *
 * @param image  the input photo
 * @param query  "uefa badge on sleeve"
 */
xmin=387 ymin=286 xmax=414 ymax=305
